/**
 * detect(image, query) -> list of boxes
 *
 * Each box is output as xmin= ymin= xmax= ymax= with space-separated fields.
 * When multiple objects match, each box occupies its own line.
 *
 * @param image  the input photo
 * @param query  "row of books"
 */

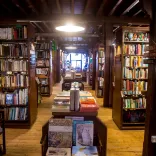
xmin=36 ymin=51 xmax=50 ymax=58
xmin=39 ymin=78 xmax=48 ymax=85
xmin=41 ymin=86 xmax=49 ymax=94
xmin=0 ymin=26 xmax=27 ymax=40
xmin=6 ymin=107 xmax=28 ymax=121
xmin=98 ymin=58 xmax=105 ymax=63
xmin=97 ymin=89 xmax=103 ymax=97
xmin=123 ymin=44 xmax=148 ymax=55
xmin=123 ymin=97 xmax=146 ymax=109
xmin=121 ymin=90 xmax=144 ymax=96
xmin=124 ymin=32 xmax=149 ymax=42
xmin=98 ymin=77 xmax=104 ymax=87
xmin=36 ymin=42 xmax=50 ymax=49
xmin=0 ymin=44 xmax=28 ymax=57
xmin=98 ymin=64 xmax=104 ymax=71
xmin=0 ymin=75 xmax=29 ymax=87
xmin=123 ymin=80 xmax=148 ymax=91
xmin=47 ymin=118 xmax=98 ymax=156
xmin=123 ymin=67 xmax=148 ymax=79
xmin=36 ymin=60 xmax=50 ymax=67
xmin=124 ymin=56 xmax=148 ymax=67
xmin=98 ymin=48 xmax=105 ymax=57
xmin=0 ymin=60 xmax=28 ymax=72
xmin=36 ymin=68 xmax=49 ymax=75
xmin=123 ymin=110 xmax=145 ymax=123
xmin=0 ymin=89 xmax=28 ymax=105
xmin=98 ymin=71 xmax=104 ymax=77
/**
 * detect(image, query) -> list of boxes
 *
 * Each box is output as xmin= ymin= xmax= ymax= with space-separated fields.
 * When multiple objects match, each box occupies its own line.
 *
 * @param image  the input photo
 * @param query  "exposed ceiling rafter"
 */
xmin=109 ymin=0 xmax=122 ymax=16
xmin=12 ymin=0 xmax=28 ymax=16
xmin=121 ymin=0 xmax=139 ymax=16
xmin=43 ymin=22 xmax=51 ymax=32
xmin=71 ymin=0 xmax=74 ymax=14
xmin=26 ymin=0 xmax=39 ymax=15
xmin=56 ymin=0 xmax=62 ymax=14
xmin=32 ymin=22 xmax=44 ymax=32
xmin=83 ymin=0 xmax=90 ymax=14
xmin=133 ymin=9 xmax=142 ymax=16
xmin=96 ymin=0 xmax=108 ymax=16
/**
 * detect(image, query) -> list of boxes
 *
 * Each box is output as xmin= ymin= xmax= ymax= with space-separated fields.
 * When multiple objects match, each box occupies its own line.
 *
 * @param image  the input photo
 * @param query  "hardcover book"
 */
xmin=52 ymin=105 xmax=70 ymax=112
xmin=48 ymin=119 xmax=72 ymax=148
xmin=72 ymin=121 xmax=93 ymax=146
xmin=72 ymin=146 xmax=98 ymax=156
xmin=46 ymin=147 xmax=71 ymax=156
xmin=6 ymin=93 xmax=14 ymax=105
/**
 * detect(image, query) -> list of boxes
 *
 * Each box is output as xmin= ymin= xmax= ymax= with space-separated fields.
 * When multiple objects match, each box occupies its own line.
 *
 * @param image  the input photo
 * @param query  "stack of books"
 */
xmin=46 ymin=118 xmax=98 ymax=156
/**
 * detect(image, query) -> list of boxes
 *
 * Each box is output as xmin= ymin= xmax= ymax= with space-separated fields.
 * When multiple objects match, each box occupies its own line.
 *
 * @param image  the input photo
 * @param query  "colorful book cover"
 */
xmin=46 ymin=147 xmax=71 ymax=156
xmin=79 ymin=97 xmax=96 ymax=105
xmin=65 ymin=116 xmax=84 ymax=121
xmin=72 ymin=146 xmax=98 ymax=156
xmin=48 ymin=119 xmax=72 ymax=148
xmin=72 ymin=121 xmax=93 ymax=146
xmin=6 ymin=93 xmax=14 ymax=105
xmin=52 ymin=105 xmax=70 ymax=112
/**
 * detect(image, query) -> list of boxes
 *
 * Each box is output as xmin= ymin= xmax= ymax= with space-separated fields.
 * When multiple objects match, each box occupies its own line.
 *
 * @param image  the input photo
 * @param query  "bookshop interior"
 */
xmin=0 ymin=0 xmax=156 ymax=156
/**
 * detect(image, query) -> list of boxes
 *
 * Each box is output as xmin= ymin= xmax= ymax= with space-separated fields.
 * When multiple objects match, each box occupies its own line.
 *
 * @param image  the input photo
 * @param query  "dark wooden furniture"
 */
xmin=62 ymin=82 xmax=84 ymax=91
xmin=35 ymin=40 xmax=52 ymax=97
xmin=95 ymin=44 xmax=105 ymax=98
xmin=0 ymin=23 xmax=37 ymax=128
xmin=40 ymin=116 xmax=107 ymax=156
xmin=87 ymin=52 xmax=93 ymax=86
xmin=0 ymin=110 xmax=6 ymax=155
xmin=112 ymin=27 xmax=149 ymax=130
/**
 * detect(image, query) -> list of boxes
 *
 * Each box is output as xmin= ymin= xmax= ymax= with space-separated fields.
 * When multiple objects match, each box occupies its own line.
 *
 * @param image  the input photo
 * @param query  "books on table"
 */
xmin=46 ymin=147 xmax=71 ymax=156
xmin=48 ymin=119 xmax=72 ymax=148
xmin=72 ymin=146 xmax=98 ymax=156
xmin=52 ymin=105 xmax=70 ymax=112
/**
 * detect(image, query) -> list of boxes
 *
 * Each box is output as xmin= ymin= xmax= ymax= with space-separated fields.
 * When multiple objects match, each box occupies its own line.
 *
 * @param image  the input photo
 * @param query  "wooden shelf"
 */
xmin=36 ymin=66 xmax=49 ymax=68
xmin=125 ymin=66 xmax=148 ymax=69
xmin=124 ymin=41 xmax=149 ymax=44
xmin=0 ymin=57 xmax=28 ymax=59
xmin=123 ymin=122 xmax=145 ymax=125
xmin=123 ymin=78 xmax=148 ymax=80
xmin=123 ymin=54 xmax=144 ymax=56
xmin=123 ymin=108 xmax=146 ymax=110
xmin=0 ymin=39 xmax=28 ymax=42
xmin=0 ymin=86 xmax=28 ymax=89
xmin=0 ymin=105 xmax=28 ymax=107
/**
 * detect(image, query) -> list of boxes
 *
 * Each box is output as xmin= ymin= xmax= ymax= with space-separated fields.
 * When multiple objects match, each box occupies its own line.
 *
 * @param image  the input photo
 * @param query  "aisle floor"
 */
xmin=5 ymin=83 xmax=144 ymax=156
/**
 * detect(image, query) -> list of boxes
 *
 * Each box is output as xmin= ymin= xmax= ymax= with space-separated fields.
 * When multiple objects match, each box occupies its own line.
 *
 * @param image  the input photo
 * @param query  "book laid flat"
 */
xmin=72 ymin=146 xmax=98 ymax=156
xmin=48 ymin=119 xmax=72 ymax=148
xmin=56 ymin=91 xmax=70 ymax=97
xmin=73 ymin=121 xmax=93 ymax=146
xmin=79 ymin=97 xmax=96 ymax=105
xmin=46 ymin=147 xmax=71 ymax=156
xmin=52 ymin=105 xmax=70 ymax=112
xmin=65 ymin=116 xmax=84 ymax=121
xmin=54 ymin=97 xmax=70 ymax=101
xmin=79 ymin=91 xmax=92 ymax=97
xmin=79 ymin=104 xmax=99 ymax=112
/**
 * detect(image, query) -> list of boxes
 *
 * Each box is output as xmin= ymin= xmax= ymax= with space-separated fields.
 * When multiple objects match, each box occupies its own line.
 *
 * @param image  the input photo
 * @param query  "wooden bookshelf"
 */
xmin=95 ymin=44 xmax=105 ymax=98
xmin=0 ymin=23 xmax=37 ymax=128
xmin=87 ymin=52 xmax=93 ymax=86
xmin=35 ymin=40 xmax=52 ymax=97
xmin=112 ymin=27 xmax=149 ymax=130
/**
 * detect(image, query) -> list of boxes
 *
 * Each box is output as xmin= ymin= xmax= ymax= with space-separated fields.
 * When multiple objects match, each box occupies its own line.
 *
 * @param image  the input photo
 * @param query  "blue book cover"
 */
xmin=72 ymin=146 xmax=98 ymax=156
xmin=73 ymin=121 xmax=93 ymax=146
xmin=6 ymin=93 xmax=14 ymax=105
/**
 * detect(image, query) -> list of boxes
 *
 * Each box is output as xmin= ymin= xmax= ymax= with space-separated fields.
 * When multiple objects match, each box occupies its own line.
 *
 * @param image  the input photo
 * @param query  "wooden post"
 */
xmin=103 ymin=23 xmax=113 ymax=107
xmin=56 ymin=49 xmax=61 ymax=83
xmin=92 ymin=48 xmax=96 ymax=90
xmin=143 ymin=0 xmax=156 ymax=155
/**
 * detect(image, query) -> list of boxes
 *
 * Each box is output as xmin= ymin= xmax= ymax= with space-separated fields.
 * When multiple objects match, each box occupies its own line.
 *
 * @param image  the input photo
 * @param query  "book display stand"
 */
xmin=35 ymin=40 xmax=52 ymax=97
xmin=0 ymin=24 xmax=37 ymax=128
xmin=112 ymin=27 xmax=149 ymax=130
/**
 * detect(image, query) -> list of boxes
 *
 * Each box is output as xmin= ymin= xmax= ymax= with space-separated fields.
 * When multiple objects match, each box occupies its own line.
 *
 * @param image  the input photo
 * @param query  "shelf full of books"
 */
xmin=112 ymin=27 xmax=149 ymax=130
xmin=0 ymin=24 xmax=37 ymax=128
xmin=95 ymin=44 xmax=105 ymax=98
xmin=35 ymin=41 xmax=52 ymax=97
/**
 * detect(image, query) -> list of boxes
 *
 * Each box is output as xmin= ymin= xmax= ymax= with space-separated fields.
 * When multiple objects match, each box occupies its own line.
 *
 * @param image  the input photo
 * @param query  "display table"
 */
xmin=63 ymin=78 xmax=82 ymax=83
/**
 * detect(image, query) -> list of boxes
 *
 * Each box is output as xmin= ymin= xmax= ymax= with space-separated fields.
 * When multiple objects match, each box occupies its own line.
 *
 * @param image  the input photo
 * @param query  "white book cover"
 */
xmin=52 ymin=105 xmax=70 ymax=112
xmin=76 ymin=123 xmax=94 ymax=146
xmin=46 ymin=147 xmax=71 ymax=156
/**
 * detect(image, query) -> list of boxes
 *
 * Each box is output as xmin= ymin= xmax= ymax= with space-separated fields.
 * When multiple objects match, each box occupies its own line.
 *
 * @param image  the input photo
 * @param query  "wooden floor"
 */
xmin=4 ymin=82 xmax=144 ymax=156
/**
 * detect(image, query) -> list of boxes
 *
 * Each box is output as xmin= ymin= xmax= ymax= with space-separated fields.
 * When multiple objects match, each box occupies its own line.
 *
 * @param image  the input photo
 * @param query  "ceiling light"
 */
xmin=65 ymin=46 xmax=77 ymax=50
xmin=56 ymin=24 xmax=85 ymax=32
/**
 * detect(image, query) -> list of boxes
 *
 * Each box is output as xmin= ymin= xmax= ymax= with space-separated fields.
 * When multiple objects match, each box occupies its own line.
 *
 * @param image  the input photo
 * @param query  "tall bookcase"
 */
xmin=35 ymin=41 xmax=52 ymax=97
xmin=95 ymin=44 xmax=105 ymax=98
xmin=112 ymin=27 xmax=149 ymax=130
xmin=0 ymin=23 xmax=37 ymax=128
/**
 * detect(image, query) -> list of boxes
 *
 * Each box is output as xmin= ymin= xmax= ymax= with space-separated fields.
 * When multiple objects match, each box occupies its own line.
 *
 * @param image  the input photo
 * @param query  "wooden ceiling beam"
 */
xmin=35 ymin=32 xmax=99 ymax=38
xmin=16 ymin=15 xmax=150 ymax=25
xmin=121 ymin=0 xmax=139 ymax=16
xmin=12 ymin=0 xmax=28 ymax=16
xmin=56 ymin=0 xmax=62 ymax=14
xmin=43 ymin=22 xmax=51 ymax=32
xmin=40 ymin=0 xmax=51 ymax=14
xmin=83 ymin=0 xmax=90 ymax=14
xmin=71 ymin=0 xmax=74 ymax=14
xmin=109 ymin=0 xmax=123 ymax=16
xmin=32 ymin=22 xmax=44 ymax=32
xmin=26 ymin=0 xmax=39 ymax=15
xmin=133 ymin=9 xmax=142 ymax=16
xmin=96 ymin=0 xmax=108 ymax=16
